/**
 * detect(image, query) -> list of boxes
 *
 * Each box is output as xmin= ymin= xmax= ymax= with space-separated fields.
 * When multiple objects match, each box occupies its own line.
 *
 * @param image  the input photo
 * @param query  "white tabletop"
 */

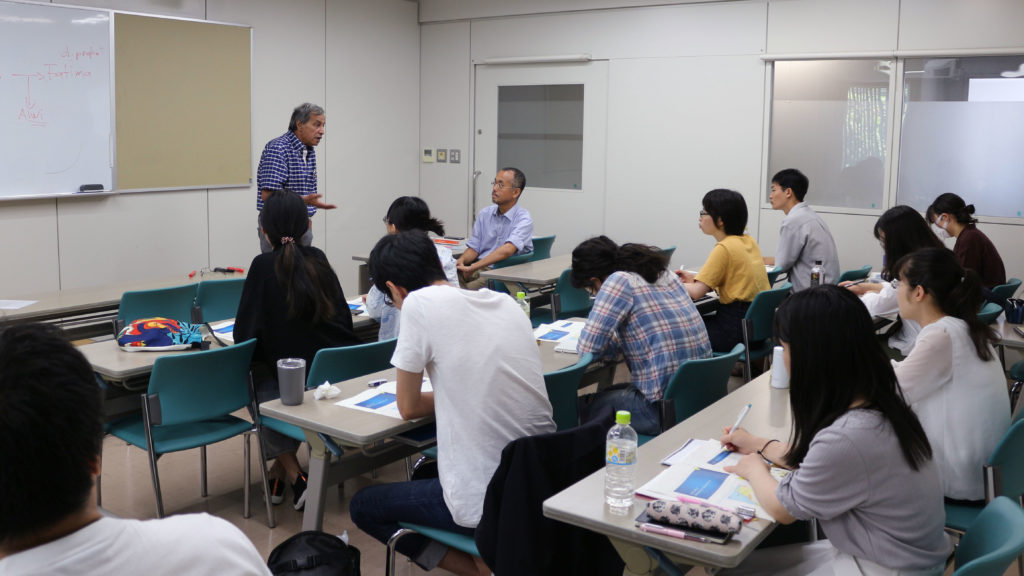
xmin=543 ymin=372 xmax=792 ymax=570
xmin=478 ymin=254 xmax=572 ymax=286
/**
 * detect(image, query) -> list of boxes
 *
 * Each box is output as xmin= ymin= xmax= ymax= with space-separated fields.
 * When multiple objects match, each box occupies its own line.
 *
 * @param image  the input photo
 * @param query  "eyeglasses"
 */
xmin=699 ymin=210 xmax=709 ymax=217
xmin=890 ymin=279 xmax=899 ymax=290
xmin=382 ymin=217 xmax=389 ymax=224
xmin=491 ymin=180 xmax=517 ymax=190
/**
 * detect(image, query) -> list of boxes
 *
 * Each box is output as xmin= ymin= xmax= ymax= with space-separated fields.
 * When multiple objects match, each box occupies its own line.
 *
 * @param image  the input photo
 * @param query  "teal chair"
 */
xmin=992 ymin=278 xmax=1022 ymax=301
xmin=837 ymin=265 xmax=872 ymax=284
xmin=953 ymin=497 xmax=1024 ymax=575
xmin=530 ymin=234 xmax=556 ymax=261
xmin=544 ymin=353 xmax=593 ymax=431
xmin=118 ymin=283 xmax=198 ymax=323
xmin=1009 ymin=360 xmax=1024 ymax=422
xmin=977 ymin=301 xmax=1003 ymax=324
xmin=195 ymin=278 xmax=246 ymax=322
xmin=387 ymin=523 xmax=478 ymax=576
xmin=658 ymin=245 xmax=676 ymax=262
xmin=638 ymin=344 xmax=746 ymax=445
xmin=766 ymin=266 xmax=785 ymax=286
xmin=104 ymin=339 xmax=273 ymax=524
xmin=531 ymin=268 xmax=593 ymax=326
xmin=260 ymin=339 xmax=399 ymax=445
xmin=945 ymin=419 xmax=1024 ymax=535
xmin=741 ymin=283 xmax=792 ymax=382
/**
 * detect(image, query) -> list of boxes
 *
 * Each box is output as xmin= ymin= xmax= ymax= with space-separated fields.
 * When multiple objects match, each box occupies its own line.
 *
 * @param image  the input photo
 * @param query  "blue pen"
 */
xmin=367 ymin=378 xmax=387 ymax=388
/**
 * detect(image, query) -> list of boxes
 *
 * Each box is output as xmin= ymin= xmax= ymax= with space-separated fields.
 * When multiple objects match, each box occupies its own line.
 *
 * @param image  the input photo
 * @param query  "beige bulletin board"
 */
xmin=115 ymin=13 xmax=251 ymax=191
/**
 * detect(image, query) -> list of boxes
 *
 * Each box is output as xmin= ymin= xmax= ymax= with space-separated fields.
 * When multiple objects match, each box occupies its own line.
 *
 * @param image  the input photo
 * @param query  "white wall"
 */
xmin=419 ymin=0 xmax=1024 ymax=279
xmin=0 ymin=0 xmax=419 ymax=298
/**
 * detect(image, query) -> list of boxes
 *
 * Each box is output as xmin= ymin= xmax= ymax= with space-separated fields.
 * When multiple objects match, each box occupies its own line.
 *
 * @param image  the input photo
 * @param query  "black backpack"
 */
xmin=267 ymin=531 xmax=360 ymax=576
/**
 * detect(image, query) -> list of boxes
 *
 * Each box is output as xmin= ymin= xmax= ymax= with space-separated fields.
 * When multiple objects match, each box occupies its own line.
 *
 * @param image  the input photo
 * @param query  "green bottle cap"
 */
xmin=615 ymin=410 xmax=631 ymax=425
xmin=516 ymin=291 xmax=526 ymax=299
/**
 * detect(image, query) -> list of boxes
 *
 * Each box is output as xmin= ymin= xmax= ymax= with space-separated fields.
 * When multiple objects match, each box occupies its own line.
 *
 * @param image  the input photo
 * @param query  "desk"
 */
xmin=2 ymin=271 xmax=244 ymax=338
xmin=261 ymin=340 xmax=583 ymax=531
xmin=543 ymin=372 xmax=791 ymax=571
xmin=478 ymin=253 xmax=572 ymax=289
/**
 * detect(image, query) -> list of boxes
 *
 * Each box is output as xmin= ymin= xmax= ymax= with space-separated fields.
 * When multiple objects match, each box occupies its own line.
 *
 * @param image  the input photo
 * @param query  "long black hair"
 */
xmin=873 ymin=205 xmax=943 ymax=280
xmin=570 ymin=235 xmax=668 ymax=289
xmin=893 ymin=247 xmax=997 ymax=361
xmin=776 ymin=285 xmax=932 ymax=470
xmin=261 ymin=191 xmax=340 ymax=322
xmin=385 ymin=196 xmax=445 ymax=236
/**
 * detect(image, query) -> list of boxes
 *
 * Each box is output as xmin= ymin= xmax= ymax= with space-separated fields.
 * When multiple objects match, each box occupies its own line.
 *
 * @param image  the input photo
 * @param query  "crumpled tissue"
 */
xmin=313 ymin=381 xmax=341 ymax=400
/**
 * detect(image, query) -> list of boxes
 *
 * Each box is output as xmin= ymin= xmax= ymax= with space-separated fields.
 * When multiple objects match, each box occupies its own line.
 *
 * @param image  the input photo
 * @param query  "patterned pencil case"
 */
xmin=645 ymin=499 xmax=743 ymax=534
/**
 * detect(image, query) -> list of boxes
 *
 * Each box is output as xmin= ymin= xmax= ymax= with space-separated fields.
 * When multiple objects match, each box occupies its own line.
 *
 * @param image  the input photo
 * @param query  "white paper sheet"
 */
xmin=0 ymin=300 xmax=36 ymax=310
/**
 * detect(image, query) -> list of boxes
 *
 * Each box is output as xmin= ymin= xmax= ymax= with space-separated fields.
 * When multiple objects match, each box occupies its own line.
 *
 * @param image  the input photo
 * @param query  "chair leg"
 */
xmin=141 ymin=395 xmax=165 ymax=518
xmin=243 ymin=433 xmax=251 ymax=519
xmin=404 ymin=456 xmax=413 ymax=481
xmin=253 ymin=429 xmax=275 ymax=528
xmin=200 ymin=445 xmax=208 ymax=497
xmin=147 ymin=452 xmax=165 ymax=518
xmin=386 ymin=528 xmax=417 ymax=576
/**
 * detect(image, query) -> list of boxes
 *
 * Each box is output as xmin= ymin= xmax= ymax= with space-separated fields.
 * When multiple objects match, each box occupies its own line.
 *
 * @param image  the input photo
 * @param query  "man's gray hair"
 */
xmin=289 ymin=103 xmax=325 ymax=131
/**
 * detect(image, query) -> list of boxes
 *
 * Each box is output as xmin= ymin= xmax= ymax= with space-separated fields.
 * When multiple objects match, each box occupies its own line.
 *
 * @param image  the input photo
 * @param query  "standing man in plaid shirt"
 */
xmin=571 ymin=236 xmax=712 ymax=435
xmin=256 ymin=103 xmax=336 ymax=253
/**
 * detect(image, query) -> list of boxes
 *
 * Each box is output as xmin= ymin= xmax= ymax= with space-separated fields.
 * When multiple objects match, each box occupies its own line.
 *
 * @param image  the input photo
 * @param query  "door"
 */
xmin=473 ymin=61 xmax=608 ymax=257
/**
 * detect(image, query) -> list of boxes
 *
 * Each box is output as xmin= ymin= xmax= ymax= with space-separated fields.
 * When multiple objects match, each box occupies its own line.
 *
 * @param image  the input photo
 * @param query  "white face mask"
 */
xmin=931 ymin=219 xmax=951 ymax=240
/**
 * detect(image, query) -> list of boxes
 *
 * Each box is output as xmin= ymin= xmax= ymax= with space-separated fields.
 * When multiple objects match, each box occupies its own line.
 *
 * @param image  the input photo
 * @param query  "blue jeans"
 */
xmin=580 ymin=384 xmax=661 ymax=435
xmin=349 ymin=478 xmax=475 ymax=570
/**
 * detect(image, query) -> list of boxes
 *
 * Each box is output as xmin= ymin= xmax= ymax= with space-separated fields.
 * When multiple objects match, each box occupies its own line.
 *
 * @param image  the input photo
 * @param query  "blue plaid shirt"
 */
xmin=578 ymin=271 xmax=712 ymax=402
xmin=256 ymin=131 xmax=317 ymax=216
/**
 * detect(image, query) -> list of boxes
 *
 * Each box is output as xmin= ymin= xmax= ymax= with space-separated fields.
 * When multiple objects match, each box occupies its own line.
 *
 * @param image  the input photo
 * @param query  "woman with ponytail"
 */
xmin=235 ymin=191 xmax=360 ymax=509
xmin=926 ymin=193 xmax=1006 ymax=289
xmin=365 ymin=196 xmax=458 ymax=340
xmin=891 ymin=247 xmax=1009 ymax=501
xmin=572 ymin=235 xmax=712 ymax=434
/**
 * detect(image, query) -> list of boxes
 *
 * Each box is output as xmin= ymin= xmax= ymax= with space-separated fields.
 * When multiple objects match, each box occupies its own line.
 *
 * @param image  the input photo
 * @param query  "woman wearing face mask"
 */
xmin=926 ymin=193 xmax=1006 ymax=290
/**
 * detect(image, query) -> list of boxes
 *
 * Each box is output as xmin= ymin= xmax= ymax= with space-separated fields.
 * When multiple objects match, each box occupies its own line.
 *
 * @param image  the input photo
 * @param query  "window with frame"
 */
xmin=497 ymin=84 xmax=584 ymax=190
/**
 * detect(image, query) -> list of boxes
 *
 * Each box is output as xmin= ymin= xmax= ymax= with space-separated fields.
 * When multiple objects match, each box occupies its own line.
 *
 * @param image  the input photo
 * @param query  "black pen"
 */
xmin=843 ymin=278 xmax=870 ymax=286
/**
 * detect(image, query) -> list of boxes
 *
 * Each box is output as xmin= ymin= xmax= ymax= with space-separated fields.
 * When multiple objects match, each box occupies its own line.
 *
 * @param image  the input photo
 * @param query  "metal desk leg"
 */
xmin=302 ymin=438 xmax=331 ymax=532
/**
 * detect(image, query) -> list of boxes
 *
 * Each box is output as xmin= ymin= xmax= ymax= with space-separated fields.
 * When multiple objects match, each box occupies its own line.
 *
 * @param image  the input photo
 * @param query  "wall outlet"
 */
xmin=449 ymin=149 xmax=461 ymax=164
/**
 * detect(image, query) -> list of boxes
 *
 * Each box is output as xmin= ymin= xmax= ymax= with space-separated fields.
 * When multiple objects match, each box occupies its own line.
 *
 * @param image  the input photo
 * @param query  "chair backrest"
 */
xmin=977 ymin=301 xmax=1003 ymax=324
xmin=837 ymin=265 xmax=872 ymax=284
xmin=765 ymin=267 xmax=784 ymax=286
xmin=663 ymin=344 xmax=745 ymax=427
xmin=953 ymin=496 xmax=1024 ymax=575
xmin=147 ymin=338 xmax=257 ymax=426
xmin=544 ymin=353 xmax=593 ymax=431
xmin=744 ymin=283 xmax=792 ymax=344
xmin=195 ymin=278 xmax=246 ymax=322
xmin=530 ymin=235 xmax=556 ymax=261
xmin=306 ymin=338 xmax=398 ymax=388
xmin=658 ymin=245 xmax=676 ymax=262
xmin=987 ymin=418 xmax=1024 ymax=502
xmin=991 ymin=278 xmax=1022 ymax=301
xmin=118 ymin=283 xmax=198 ymax=322
xmin=553 ymin=269 xmax=593 ymax=319
xmin=491 ymin=251 xmax=533 ymax=269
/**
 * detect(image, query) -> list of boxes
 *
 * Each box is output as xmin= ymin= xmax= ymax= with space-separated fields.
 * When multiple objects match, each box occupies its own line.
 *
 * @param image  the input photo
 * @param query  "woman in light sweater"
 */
xmin=891 ymin=247 xmax=1010 ymax=502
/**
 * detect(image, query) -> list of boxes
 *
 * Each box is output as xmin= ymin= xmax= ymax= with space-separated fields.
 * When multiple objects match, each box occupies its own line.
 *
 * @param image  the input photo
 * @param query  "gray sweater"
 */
xmin=776 ymin=409 xmax=950 ymax=570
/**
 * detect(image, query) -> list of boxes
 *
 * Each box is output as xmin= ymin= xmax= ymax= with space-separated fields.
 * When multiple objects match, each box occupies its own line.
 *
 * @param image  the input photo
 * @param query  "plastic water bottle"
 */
xmin=810 ymin=260 xmax=823 ymax=288
xmin=516 ymin=291 xmax=530 ymax=318
xmin=605 ymin=410 xmax=638 ymax=512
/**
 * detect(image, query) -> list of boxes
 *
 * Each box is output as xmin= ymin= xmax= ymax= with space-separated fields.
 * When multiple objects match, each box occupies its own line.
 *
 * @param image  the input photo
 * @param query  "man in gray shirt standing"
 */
xmin=764 ymin=169 xmax=839 ymax=291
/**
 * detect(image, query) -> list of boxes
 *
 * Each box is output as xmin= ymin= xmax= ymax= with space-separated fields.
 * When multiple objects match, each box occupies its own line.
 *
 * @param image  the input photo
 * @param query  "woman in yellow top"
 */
xmin=680 ymin=188 xmax=770 ymax=352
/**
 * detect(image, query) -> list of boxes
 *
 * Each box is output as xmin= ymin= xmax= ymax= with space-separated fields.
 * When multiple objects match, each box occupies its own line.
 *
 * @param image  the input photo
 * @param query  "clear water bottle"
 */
xmin=516 ymin=291 xmax=530 ymax=318
xmin=810 ymin=259 xmax=823 ymax=288
xmin=605 ymin=410 xmax=638 ymax=512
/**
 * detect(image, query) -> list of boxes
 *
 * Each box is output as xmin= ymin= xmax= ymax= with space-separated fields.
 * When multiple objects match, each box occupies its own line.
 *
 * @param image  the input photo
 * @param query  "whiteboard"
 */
xmin=0 ymin=1 xmax=113 ymax=200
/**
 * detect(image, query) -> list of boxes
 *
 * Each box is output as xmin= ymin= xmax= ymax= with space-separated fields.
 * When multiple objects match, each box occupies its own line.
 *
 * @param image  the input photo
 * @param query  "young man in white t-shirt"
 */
xmin=351 ymin=230 xmax=555 ymax=576
xmin=0 ymin=324 xmax=270 ymax=576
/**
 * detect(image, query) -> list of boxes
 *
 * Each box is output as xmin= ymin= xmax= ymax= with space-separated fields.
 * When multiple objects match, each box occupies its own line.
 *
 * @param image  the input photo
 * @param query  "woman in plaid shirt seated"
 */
xmin=572 ymin=236 xmax=713 ymax=435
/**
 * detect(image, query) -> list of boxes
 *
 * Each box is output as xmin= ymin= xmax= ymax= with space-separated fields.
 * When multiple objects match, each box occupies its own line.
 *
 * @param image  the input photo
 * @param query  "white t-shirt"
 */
xmin=860 ymin=281 xmax=921 ymax=356
xmin=0 ymin=514 xmax=270 ymax=575
xmin=391 ymin=285 xmax=555 ymax=527
xmin=892 ymin=316 xmax=1010 ymax=500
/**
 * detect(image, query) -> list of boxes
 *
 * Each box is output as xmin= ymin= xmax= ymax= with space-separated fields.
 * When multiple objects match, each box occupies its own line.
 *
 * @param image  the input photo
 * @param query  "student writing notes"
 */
xmin=719 ymin=286 xmax=949 ymax=576
xmin=679 ymin=189 xmax=770 ymax=352
xmin=890 ymin=248 xmax=1009 ymax=501
xmin=351 ymin=231 xmax=554 ymax=576
xmin=572 ymin=236 xmax=712 ymax=435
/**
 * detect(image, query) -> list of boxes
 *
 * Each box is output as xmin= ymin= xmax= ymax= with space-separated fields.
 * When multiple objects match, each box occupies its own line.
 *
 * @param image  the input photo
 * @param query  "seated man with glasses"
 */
xmin=455 ymin=167 xmax=534 ymax=290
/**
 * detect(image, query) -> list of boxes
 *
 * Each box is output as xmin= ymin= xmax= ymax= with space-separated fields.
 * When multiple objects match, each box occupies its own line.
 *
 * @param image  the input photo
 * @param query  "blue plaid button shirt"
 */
xmin=256 ymin=131 xmax=317 ymax=217
xmin=578 ymin=271 xmax=712 ymax=402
